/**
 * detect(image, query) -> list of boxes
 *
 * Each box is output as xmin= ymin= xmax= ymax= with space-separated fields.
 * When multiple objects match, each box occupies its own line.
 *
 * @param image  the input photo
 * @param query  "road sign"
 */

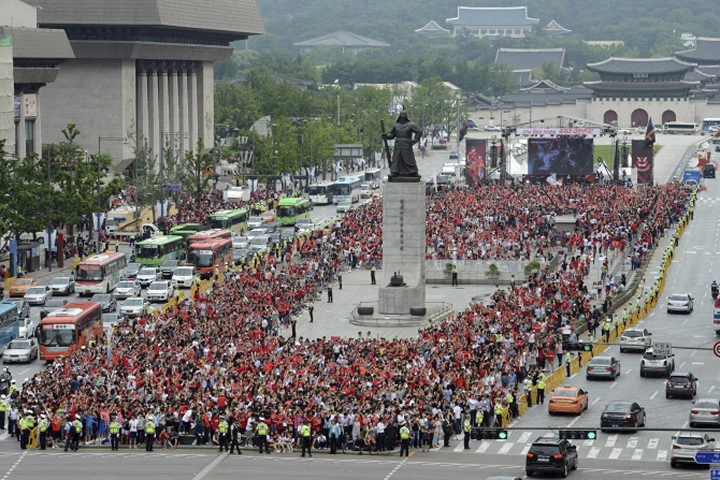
xmin=165 ymin=184 xmax=181 ymax=191
xmin=713 ymin=341 xmax=720 ymax=359
xmin=711 ymin=469 xmax=720 ymax=480
xmin=694 ymin=451 xmax=720 ymax=464
xmin=654 ymin=342 xmax=672 ymax=355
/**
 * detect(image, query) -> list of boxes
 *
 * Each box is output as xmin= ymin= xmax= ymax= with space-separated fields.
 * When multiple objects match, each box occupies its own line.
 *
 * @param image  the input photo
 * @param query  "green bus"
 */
xmin=134 ymin=235 xmax=185 ymax=266
xmin=169 ymin=223 xmax=203 ymax=241
xmin=276 ymin=197 xmax=312 ymax=226
xmin=208 ymin=208 xmax=250 ymax=234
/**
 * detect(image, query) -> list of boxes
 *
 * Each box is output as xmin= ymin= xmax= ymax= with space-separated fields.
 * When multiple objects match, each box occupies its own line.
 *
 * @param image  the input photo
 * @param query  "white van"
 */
xmin=360 ymin=183 xmax=371 ymax=199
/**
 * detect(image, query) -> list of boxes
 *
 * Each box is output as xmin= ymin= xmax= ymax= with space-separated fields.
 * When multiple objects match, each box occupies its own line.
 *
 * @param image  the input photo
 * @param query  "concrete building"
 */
xmin=0 ymin=0 xmax=73 ymax=159
xmin=445 ymin=6 xmax=539 ymax=39
xmin=33 ymin=0 xmax=264 ymax=172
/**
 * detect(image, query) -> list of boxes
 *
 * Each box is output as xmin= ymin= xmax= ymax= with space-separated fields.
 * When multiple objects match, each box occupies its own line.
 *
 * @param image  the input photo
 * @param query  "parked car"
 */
xmin=689 ymin=398 xmax=720 ymax=427
xmin=619 ymin=327 xmax=652 ymax=353
xmin=360 ymin=183 xmax=371 ymax=198
xmin=586 ymin=356 xmax=621 ymax=380
xmin=125 ymin=262 xmax=142 ymax=280
xmin=279 ymin=227 xmax=296 ymax=241
xmin=119 ymin=297 xmax=150 ymax=319
xmin=24 ymin=286 xmax=52 ymax=306
xmin=548 ymin=386 xmax=588 ymax=415
xmin=671 ymin=432 xmax=715 ymax=468
xmin=9 ymin=277 xmax=37 ymax=297
xmin=48 ymin=276 xmax=75 ymax=296
xmin=91 ymin=293 xmax=117 ymax=313
xmin=667 ymin=293 xmax=694 ymax=314
xmin=1 ymin=338 xmax=39 ymax=363
xmin=259 ymin=210 xmax=276 ymax=223
xmin=526 ymin=438 xmax=578 ymax=478
xmin=247 ymin=228 xmax=268 ymax=240
xmin=41 ymin=298 xmax=69 ymax=317
xmin=248 ymin=235 xmax=270 ymax=252
xmin=10 ymin=299 xmax=30 ymax=319
xmin=666 ymin=372 xmax=698 ymax=399
xmin=159 ymin=259 xmax=180 ymax=279
xmin=600 ymin=401 xmax=646 ymax=432
xmin=485 ymin=124 xmax=502 ymax=132
xmin=247 ymin=216 xmax=265 ymax=229
xmin=640 ymin=348 xmax=675 ymax=377
xmin=136 ymin=267 xmax=160 ymax=287
xmin=171 ymin=266 xmax=196 ymax=289
xmin=113 ymin=280 xmax=141 ymax=300
xmin=146 ymin=280 xmax=174 ymax=303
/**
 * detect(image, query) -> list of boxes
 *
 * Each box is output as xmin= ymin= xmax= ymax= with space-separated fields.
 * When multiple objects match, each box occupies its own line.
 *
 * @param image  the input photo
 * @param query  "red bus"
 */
xmin=39 ymin=302 xmax=103 ymax=361
xmin=75 ymin=251 xmax=128 ymax=295
xmin=186 ymin=238 xmax=233 ymax=279
xmin=185 ymin=229 xmax=232 ymax=248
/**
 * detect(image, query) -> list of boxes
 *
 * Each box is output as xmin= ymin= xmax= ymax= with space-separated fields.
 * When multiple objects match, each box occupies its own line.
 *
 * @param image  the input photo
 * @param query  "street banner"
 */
xmin=631 ymin=140 xmax=654 ymax=185
xmin=465 ymin=138 xmax=487 ymax=186
xmin=516 ymin=127 xmax=601 ymax=137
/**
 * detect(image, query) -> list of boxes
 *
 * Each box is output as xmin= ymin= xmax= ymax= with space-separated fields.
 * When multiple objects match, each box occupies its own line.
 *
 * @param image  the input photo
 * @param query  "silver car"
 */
xmin=1 ymin=338 xmax=38 ymax=363
xmin=114 ymin=280 xmax=141 ymax=300
xmin=671 ymin=432 xmax=715 ymax=468
xmin=619 ymin=328 xmax=652 ymax=353
xmin=586 ymin=356 xmax=621 ymax=380
xmin=24 ymin=286 xmax=52 ymax=306
xmin=690 ymin=398 xmax=720 ymax=427
xmin=667 ymin=293 xmax=694 ymax=314
xmin=640 ymin=348 xmax=675 ymax=377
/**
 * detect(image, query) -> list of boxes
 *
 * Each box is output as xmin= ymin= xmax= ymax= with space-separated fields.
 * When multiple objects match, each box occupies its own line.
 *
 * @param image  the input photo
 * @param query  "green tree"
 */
xmin=181 ymin=139 xmax=213 ymax=202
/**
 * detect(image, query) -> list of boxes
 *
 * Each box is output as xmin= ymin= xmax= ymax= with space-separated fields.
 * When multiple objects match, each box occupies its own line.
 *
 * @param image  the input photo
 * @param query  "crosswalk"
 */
xmin=450 ymin=432 xmax=676 ymax=463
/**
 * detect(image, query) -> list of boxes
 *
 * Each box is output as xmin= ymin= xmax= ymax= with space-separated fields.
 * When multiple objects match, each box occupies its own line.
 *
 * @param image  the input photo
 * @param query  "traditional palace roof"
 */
xmin=414 ymin=20 xmax=451 ymax=36
xmin=676 ymin=37 xmax=720 ymax=65
xmin=542 ymin=20 xmax=571 ymax=36
xmin=514 ymin=69 xmax=535 ymax=87
xmin=294 ymin=30 xmax=389 ymax=48
xmin=495 ymin=48 xmax=569 ymax=71
xmin=586 ymin=57 xmax=696 ymax=75
xmin=584 ymin=80 xmax=700 ymax=92
xmin=34 ymin=0 xmax=265 ymax=37
xmin=446 ymin=6 xmax=539 ymax=27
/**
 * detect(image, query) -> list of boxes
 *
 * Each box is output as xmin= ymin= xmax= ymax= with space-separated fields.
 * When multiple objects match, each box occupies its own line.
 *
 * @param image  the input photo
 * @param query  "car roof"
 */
xmin=675 ymin=432 xmax=708 ymax=438
xmin=554 ymin=386 xmax=580 ymax=391
xmin=669 ymin=372 xmax=693 ymax=377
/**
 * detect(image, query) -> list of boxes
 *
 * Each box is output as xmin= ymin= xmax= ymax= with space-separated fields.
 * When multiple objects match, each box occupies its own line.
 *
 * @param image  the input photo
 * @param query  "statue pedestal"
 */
xmin=378 ymin=180 xmax=426 ymax=314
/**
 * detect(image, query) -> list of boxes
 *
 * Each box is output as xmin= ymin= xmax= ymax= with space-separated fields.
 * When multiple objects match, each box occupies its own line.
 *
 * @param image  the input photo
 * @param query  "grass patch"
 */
xmin=594 ymin=144 xmax=662 ymax=166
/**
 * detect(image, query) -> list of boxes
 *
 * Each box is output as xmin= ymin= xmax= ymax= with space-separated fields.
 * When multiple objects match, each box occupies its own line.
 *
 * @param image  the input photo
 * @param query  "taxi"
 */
xmin=548 ymin=386 xmax=589 ymax=415
xmin=9 ymin=277 xmax=38 ymax=297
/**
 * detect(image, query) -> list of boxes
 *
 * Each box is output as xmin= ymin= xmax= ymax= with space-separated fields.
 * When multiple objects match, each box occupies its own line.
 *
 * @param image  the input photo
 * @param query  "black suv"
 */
xmin=159 ymin=259 xmax=180 ymax=279
xmin=526 ymin=438 xmax=578 ymax=478
xmin=666 ymin=372 xmax=698 ymax=399
xmin=704 ymin=163 xmax=716 ymax=178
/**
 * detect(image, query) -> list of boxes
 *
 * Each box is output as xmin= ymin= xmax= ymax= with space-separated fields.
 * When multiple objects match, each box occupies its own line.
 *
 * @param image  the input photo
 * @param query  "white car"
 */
xmin=248 ymin=235 xmax=269 ymax=252
xmin=171 ymin=266 xmax=196 ymax=289
xmin=48 ymin=276 xmax=75 ymax=295
xmin=336 ymin=200 xmax=353 ymax=214
xmin=136 ymin=267 xmax=160 ymax=287
xmin=619 ymin=327 xmax=652 ymax=353
xmin=119 ymin=297 xmax=150 ymax=319
xmin=24 ymin=286 xmax=52 ymax=306
xmin=1 ymin=338 xmax=38 ymax=363
xmin=247 ymin=228 xmax=267 ymax=240
xmin=294 ymin=218 xmax=314 ymax=233
xmin=17 ymin=317 xmax=35 ymax=339
xmin=114 ymin=280 xmax=141 ymax=300
xmin=671 ymin=432 xmax=715 ymax=468
xmin=667 ymin=293 xmax=694 ymax=314
xmin=247 ymin=217 xmax=265 ymax=229
xmin=146 ymin=280 xmax=174 ymax=303
xmin=233 ymin=235 xmax=249 ymax=250
xmin=485 ymin=125 xmax=502 ymax=132
xmin=360 ymin=183 xmax=371 ymax=199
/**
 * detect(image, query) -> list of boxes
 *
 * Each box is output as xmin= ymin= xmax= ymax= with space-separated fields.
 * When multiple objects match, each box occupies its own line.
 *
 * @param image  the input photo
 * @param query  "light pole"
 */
xmin=46 ymin=145 xmax=53 ymax=272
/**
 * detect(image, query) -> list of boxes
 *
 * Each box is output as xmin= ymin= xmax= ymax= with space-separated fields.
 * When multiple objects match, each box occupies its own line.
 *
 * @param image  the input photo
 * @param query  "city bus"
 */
xmin=186 ymin=238 xmax=233 ymax=279
xmin=663 ymin=122 xmax=699 ymax=135
xmin=701 ymin=118 xmax=720 ymax=132
xmin=208 ymin=208 xmax=250 ymax=234
xmin=329 ymin=175 xmax=362 ymax=204
xmin=276 ymin=197 xmax=312 ymax=226
xmin=169 ymin=223 xmax=203 ymax=241
xmin=363 ymin=168 xmax=382 ymax=189
xmin=308 ymin=181 xmax=334 ymax=205
xmin=0 ymin=301 xmax=20 ymax=349
xmin=186 ymin=228 xmax=232 ymax=248
xmin=75 ymin=252 xmax=128 ymax=295
xmin=39 ymin=302 xmax=103 ymax=361
xmin=134 ymin=235 xmax=184 ymax=266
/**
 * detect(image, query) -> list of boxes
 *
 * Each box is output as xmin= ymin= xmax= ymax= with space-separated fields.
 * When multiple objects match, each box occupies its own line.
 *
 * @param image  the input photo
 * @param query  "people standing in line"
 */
xmin=109 ymin=416 xmax=121 ymax=451
xmin=299 ymin=419 xmax=312 ymax=457
xmin=145 ymin=415 xmax=155 ymax=452
xmin=399 ymin=421 xmax=410 ymax=457
xmin=255 ymin=417 xmax=270 ymax=454
xmin=370 ymin=266 xmax=376 ymax=285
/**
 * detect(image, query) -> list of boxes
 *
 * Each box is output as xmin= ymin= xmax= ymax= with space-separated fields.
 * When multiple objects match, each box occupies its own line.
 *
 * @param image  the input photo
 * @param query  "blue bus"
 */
xmin=701 ymin=118 xmax=720 ymax=132
xmin=0 ymin=301 xmax=19 ymax=349
xmin=329 ymin=175 xmax=362 ymax=204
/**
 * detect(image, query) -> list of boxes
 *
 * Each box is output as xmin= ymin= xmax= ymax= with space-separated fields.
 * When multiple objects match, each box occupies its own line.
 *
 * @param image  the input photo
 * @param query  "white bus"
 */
xmin=363 ymin=168 xmax=382 ymax=189
xmin=329 ymin=175 xmax=362 ymax=204
xmin=308 ymin=181 xmax=334 ymax=205
xmin=663 ymin=122 xmax=699 ymax=135
xmin=701 ymin=118 xmax=720 ymax=132
xmin=75 ymin=252 xmax=128 ymax=295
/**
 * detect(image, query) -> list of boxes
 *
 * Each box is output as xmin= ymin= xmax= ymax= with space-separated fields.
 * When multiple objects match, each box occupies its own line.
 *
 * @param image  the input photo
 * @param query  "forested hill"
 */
xmin=253 ymin=0 xmax=720 ymax=54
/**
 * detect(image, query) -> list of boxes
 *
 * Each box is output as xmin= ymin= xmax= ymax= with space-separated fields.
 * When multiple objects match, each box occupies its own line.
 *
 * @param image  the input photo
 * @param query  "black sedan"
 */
xmin=90 ymin=293 xmax=117 ymax=313
xmin=601 ymin=401 xmax=646 ymax=433
xmin=666 ymin=372 xmax=698 ymax=399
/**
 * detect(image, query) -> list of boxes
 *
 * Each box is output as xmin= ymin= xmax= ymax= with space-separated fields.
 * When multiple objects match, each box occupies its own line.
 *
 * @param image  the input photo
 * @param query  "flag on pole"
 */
xmin=644 ymin=118 xmax=656 ymax=149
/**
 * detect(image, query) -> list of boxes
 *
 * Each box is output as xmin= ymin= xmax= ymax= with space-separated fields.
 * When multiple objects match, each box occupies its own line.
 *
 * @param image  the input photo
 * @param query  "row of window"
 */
xmin=464 ymin=27 xmax=531 ymax=36
xmin=593 ymin=97 xmax=690 ymax=102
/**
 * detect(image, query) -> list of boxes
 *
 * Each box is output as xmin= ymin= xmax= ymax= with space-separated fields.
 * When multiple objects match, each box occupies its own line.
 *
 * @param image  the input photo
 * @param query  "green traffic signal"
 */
xmin=586 ymin=431 xmax=597 ymax=440
xmin=498 ymin=430 xmax=508 ymax=440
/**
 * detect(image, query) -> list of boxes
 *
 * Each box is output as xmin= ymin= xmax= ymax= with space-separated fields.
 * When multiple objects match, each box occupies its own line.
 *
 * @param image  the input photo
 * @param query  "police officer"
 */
xmin=536 ymin=373 xmax=547 ymax=405
xmin=399 ymin=421 xmax=410 ymax=457
xmin=38 ymin=414 xmax=49 ymax=450
xmin=602 ymin=318 xmax=612 ymax=343
xmin=299 ymin=419 xmax=312 ymax=457
xmin=145 ymin=415 xmax=155 ymax=452
xmin=370 ymin=266 xmax=376 ymax=285
xmin=21 ymin=410 xmax=35 ymax=450
xmin=109 ymin=416 xmax=121 ymax=451
xmin=218 ymin=416 xmax=229 ymax=452
xmin=229 ymin=417 xmax=242 ymax=455
xmin=493 ymin=401 xmax=504 ymax=427
xmin=254 ymin=417 xmax=269 ymax=454
xmin=65 ymin=415 xmax=82 ymax=452
xmin=463 ymin=415 xmax=471 ymax=450
xmin=0 ymin=394 xmax=6 ymax=430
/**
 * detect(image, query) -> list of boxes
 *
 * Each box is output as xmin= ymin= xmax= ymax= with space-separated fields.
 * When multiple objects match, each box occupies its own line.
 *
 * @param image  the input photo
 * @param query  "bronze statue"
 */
xmin=382 ymin=111 xmax=422 ymax=179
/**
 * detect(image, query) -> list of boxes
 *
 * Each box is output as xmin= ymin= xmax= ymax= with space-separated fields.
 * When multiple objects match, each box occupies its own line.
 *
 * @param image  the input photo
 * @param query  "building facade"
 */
xmin=34 ymin=0 xmax=264 ymax=171
xmin=445 ymin=6 xmax=539 ymax=39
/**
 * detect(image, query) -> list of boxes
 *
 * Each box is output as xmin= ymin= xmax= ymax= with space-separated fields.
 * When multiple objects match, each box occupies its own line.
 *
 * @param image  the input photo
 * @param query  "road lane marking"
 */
xmin=691 ymin=362 xmax=704 ymax=365
xmin=627 ymin=437 xmax=638 ymax=449
xmin=650 ymin=391 xmax=658 ymax=400
xmin=609 ymin=447 xmax=622 ymax=459
xmin=475 ymin=442 xmax=490 ymax=453
xmin=587 ymin=447 xmax=600 ymax=458
xmin=518 ymin=432 xmax=532 ymax=444
xmin=709 ymin=385 xmax=716 ymax=394
xmin=498 ymin=443 xmax=513 ymax=454
xmin=632 ymin=449 xmax=644 ymax=460
xmin=680 ymin=362 xmax=686 ymax=369
xmin=567 ymin=416 xmax=581 ymax=428
xmin=657 ymin=450 xmax=667 ymax=461
xmin=453 ymin=443 xmax=464 ymax=452
xmin=648 ymin=438 xmax=659 ymax=450
xmin=592 ymin=397 xmax=601 ymax=405
xmin=605 ymin=435 xmax=617 ymax=448
xmin=610 ymin=382 xmax=618 ymax=389
xmin=690 ymin=351 xmax=697 ymax=357
xmin=625 ymin=369 xmax=633 ymax=374
xmin=520 ymin=445 xmax=530 ymax=455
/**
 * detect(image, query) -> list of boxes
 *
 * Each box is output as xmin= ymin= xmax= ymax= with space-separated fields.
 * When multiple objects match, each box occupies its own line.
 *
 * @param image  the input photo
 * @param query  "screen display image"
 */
xmin=527 ymin=137 xmax=594 ymax=176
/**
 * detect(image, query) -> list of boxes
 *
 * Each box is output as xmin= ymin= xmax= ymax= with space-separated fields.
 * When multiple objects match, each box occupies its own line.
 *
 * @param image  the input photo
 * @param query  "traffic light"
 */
xmin=471 ymin=427 xmax=509 ymax=440
xmin=559 ymin=429 xmax=597 ymax=440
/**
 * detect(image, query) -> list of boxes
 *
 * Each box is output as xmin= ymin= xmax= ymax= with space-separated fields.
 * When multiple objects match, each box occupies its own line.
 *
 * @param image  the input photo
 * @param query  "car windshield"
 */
xmin=530 ymin=445 xmax=560 ymax=455
xmin=250 ymin=237 xmax=267 ymax=246
xmin=50 ymin=277 xmax=70 ymax=285
xmin=669 ymin=295 xmax=688 ymax=301
xmin=148 ymin=283 xmax=167 ymax=291
xmin=643 ymin=352 xmax=667 ymax=360
xmin=604 ymin=402 xmax=631 ymax=412
xmin=670 ymin=376 xmax=691 ymax=383
xmin=92 ymin=295 xmax=111 ymax=303
xmin=624 ymin=330 xmax=643 ymax=337
xmin=127 ymin=263 xmax=140 ymax=272
xmin=117 ymin=282 xmax=136 ymax=289
xmin=124 ymin=299 xmax=144 ymax=307
xmin=161 ymin=260 xmax=178 ymax=268
xmin=554 ymin=390 xmax=578 ymax=397
xmin=8 ymin=340 xmax=31 ymax=349
xmin=14 ymin=278 xmax=33 ymax=285
xmin=590 ymin=357 xmax=611 ymax=365
xmin=174 ymin=268 xmax=193 ymax=276
xmin=676 ymin=437 xmax=705 ymax=446
xmin=139 ymin=268 xmax=156 ymax=276
xmin=26 ymin=287 xmax=45 ymax=295
xmin=695 ymin=400 xmax=719 ymax=409
xmin=45 ymin=299 xmax=66 ymax=308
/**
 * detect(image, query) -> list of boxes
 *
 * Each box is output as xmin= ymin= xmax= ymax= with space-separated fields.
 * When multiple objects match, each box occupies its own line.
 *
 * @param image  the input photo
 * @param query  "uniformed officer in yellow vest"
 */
xmin=109 ymin=415 xmax=121 ymax=451
xmin=536 ymin=373 xmax=547 ymax=405
xmin=602 ymin=318 xmax=612 ymax=343
xmin=254 ymin=417 xmax=270 ymax=454
xmin=475 ymin=409 xmax=485 ymax=427
xmin=66 ymin=415 xmax=83 ymax=452
xmin=463 ymin=415 xmax=472 ymax=450
xmin=218 ymin=416 xmax=229 ymax=452
xmin=622 ymin=308 xmax=629 ymax=327
xmin=299 ymin=419 xmax=312 ymax=457
xmin=399 ymin=421 xmax=410 ymax=457
xmin=493 ymin=401 xmax=504 ymax=427
xmin=38 ymin=414 xmax=49 ymax=450
xmin=145 ymin=415 xmax=155 ymax=452
xmin=20 ymin=410 xmax=35 ymax=450
xmin=0 ymin=394 xmax=6 ymax=431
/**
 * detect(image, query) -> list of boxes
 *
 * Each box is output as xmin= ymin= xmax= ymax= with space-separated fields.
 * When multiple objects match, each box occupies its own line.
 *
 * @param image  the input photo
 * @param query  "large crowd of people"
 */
xmin=4 ymin=181 xmax=692 ymax=453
